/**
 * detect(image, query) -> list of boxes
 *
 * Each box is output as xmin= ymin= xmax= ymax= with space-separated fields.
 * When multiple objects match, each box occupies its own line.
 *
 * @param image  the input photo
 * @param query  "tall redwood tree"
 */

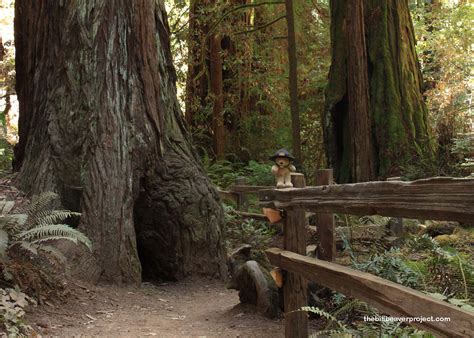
xmin=14 ymin=0 xmax=227 ymax=284
xmin=325 ymin=0 xmax=434 ymax=182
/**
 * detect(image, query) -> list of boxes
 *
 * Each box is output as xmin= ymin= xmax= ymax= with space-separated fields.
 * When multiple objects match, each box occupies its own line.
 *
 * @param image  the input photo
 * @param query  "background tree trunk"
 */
xmin=185 ymin=0 xmax=211 ymax=129
xmin=284 ymin=0 xmax=302 ymax=164
xmin=346 ymin=0 xmax=375 ymax=182
xmin=14 ymin=0 xmax=227 ymax=284
xmin=210 ymin=34 xmax=225 ymax=159
xmin=325 ymin=0 xmax=433 ymax=182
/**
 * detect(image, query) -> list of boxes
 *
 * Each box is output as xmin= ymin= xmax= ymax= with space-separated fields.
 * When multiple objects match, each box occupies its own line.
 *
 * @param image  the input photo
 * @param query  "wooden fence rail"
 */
xmin=260 ymin=177 xmax=474 ymax=223
xmin=266 ymin=248 xmax=474 ymax=338
xmin=218 ymin=174 xmax=307 ymax=222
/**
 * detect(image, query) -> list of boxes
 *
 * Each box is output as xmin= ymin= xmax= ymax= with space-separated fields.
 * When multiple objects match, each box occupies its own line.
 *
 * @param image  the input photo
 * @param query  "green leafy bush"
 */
xmin=353 ymin=248 xmax=420 ymax=288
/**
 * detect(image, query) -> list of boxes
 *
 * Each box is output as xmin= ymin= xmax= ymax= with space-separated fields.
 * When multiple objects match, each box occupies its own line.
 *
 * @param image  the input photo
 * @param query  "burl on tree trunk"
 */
xmin=325 ymin=0 xmax=434 ymax=183
xmin=13 ymin=0 xmax=227 ymax=284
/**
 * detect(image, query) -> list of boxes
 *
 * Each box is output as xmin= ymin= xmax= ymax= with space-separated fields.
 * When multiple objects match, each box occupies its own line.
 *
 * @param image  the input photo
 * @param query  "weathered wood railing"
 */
xmin=218 ymin=177 xmax=269 ymax=215
xmin=260 ymin=174 xmax=474 ymax=338
xmin=218 ymin=174 xmax=308 ymax=222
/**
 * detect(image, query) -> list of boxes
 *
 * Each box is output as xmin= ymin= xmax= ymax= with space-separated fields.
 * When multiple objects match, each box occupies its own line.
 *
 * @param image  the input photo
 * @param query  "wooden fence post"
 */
xmin=235 ymin=177 xmax=248 ymax=211
xmin=386 ymin=177 xmax=404 ymax=236
xmin=283 ymin=173 xmax=308 ymax=338
xmin=315 ymin=169 xmax=335 ymax=261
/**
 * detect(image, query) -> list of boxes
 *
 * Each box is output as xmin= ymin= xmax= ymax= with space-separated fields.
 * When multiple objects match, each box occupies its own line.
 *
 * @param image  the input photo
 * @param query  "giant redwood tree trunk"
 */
xmin=14 ymin=0 xmax=227 ymax=284
xmin=325 ymin=0 xmax=434 ymax=182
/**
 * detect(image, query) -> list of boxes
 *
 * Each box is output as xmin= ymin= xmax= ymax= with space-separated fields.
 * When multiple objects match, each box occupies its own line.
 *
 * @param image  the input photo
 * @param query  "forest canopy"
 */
xmin=1 ymin=0 xmax=472 ymax=183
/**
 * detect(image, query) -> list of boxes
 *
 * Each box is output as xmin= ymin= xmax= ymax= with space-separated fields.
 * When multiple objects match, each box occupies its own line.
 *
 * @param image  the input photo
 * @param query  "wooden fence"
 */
xmin=258 ymin=172 xmax=474 ymax=338
xmin=218 ymin=174 xmax=314 ymax=224
xmin=218 ymin=177 xmax=270 ymax=220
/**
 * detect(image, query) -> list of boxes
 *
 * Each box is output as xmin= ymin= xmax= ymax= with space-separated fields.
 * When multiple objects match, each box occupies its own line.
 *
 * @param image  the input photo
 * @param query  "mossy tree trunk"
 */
xmin=14 ymin=0 xmax=227 ymax=284
xmin=325 ymin=0 xmax=433 ymax=182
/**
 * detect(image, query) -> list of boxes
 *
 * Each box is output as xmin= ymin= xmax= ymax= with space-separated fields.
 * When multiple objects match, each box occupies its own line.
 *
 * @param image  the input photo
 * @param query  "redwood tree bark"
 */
xmin=285 ymin=0 xmax=302 ymax=163
xmin=346 ymin=0 xmax=375 ymax=182
xmin=325 ymin=0 xmax=434 ymax=182
xmin=14 ymin=0 xmax=227 ymax=284
xmin=210 ymin=34 xmax=225 ymax=159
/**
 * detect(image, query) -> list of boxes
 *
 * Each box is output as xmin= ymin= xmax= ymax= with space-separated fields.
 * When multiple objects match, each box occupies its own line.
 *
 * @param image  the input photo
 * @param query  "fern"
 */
xmin=359 ymin=215 xmax=390 ymax=227
xmin=25 ymin=192 xmax=60 ymax=227
xmin=5 ymin=192 xmax=93 ymax=252
xmin=0 ymin=214 xmax=26 ymax=235
xmin=0 ymin=229 xmax=8 ymax=257
xmin=312 ymin=329 xmax=352 ymax=337
xmin=300 ymin=306 xmax=348 ymax=331
xmin=39 ymin=245 xmax=68 ymax=265
xmin=10 ymin=241 xmax=38 ymax=256
xmin=325 ymin=300 xmax=364 ymax=330
xmin=17 ymin=224 xmax=92 ymax=251
xmin=456 ymin=255 xmax=469 ymax=300
xmin=34 ymin=210 xmax=81 ymax=227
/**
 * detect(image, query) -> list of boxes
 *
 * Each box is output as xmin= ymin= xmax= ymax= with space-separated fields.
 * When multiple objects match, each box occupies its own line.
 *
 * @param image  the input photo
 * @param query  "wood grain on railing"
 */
xmin=266 ymin=248 xmax=474 ymax=338
xmin=260 ymin=177 xmax=474 ymax=222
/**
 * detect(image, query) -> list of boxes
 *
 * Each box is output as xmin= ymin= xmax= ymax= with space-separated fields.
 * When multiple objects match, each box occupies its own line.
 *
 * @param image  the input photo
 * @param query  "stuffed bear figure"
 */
xmin=270 ymin=149 xmax=296 ymax=188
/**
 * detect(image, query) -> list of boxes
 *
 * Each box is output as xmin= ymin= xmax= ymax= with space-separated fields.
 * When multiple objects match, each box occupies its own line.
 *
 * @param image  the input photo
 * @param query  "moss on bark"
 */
xmin=325 ymin=0 xmax=434 ymax=182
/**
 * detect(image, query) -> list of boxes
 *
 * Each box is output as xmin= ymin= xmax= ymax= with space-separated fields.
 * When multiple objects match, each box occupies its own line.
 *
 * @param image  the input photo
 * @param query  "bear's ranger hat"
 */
xmin=270 ymin=148 xmax=295 ymax=161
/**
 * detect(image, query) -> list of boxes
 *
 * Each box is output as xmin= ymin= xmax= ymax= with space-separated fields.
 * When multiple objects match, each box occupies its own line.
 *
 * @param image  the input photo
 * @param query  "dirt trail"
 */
xmin=27 ymin=278 xmax=284 ymax=337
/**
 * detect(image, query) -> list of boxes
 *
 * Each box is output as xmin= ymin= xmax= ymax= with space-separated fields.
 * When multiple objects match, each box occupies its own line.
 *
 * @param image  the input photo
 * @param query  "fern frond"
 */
xmin=17 ymin=224 xmax=92 ymax=251
xmin=0 ymin=228 xmax=8 ymax=257
xmin=0 ymin=214 xmax=27 ymax=235
xmin=325 ymin=300 xmax=363 ymax=330
xmin=32 ymin=236 xmax=78 ymax=245
xmin=39 ymin=245 xmax=68 ymax=264
xmin=332 ymin=299 xmax=363 ymax=317
xmin=34 ymin=210 xmax=81 ymax=227
xmin=300 ymin=306 xmax=347 ymax=331
xmin=312 ymin=329 xmax=349 ymax=337
xmin=0 ymin=201 xmax=14 ymax=215
xmin=359 ymin=215 xmax=390 ymax=227
xmin=9 ymin=241 xmax=39 ymax=256
xmin=25 ymin=192 xmax=60 ymax=226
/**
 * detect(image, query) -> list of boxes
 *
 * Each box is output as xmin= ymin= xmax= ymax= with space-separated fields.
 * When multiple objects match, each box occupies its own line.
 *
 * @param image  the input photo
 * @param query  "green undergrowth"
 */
xmin=317 ymin=237 xmax=472 ymax=336
xmin=223 ymin=204 xmax=277 ymax=251
xmin=304 ymin=215 xmax=473 ymax=336
xmin=1 ymin=192 xmax=92 ymax=335
xmin=203 ymin=157 xmax=273 ymax=190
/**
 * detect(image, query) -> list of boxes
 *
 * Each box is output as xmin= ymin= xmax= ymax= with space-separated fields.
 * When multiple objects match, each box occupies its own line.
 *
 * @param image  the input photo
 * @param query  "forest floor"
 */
xmin=27 ymin=277 xmax=285 ymax=337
